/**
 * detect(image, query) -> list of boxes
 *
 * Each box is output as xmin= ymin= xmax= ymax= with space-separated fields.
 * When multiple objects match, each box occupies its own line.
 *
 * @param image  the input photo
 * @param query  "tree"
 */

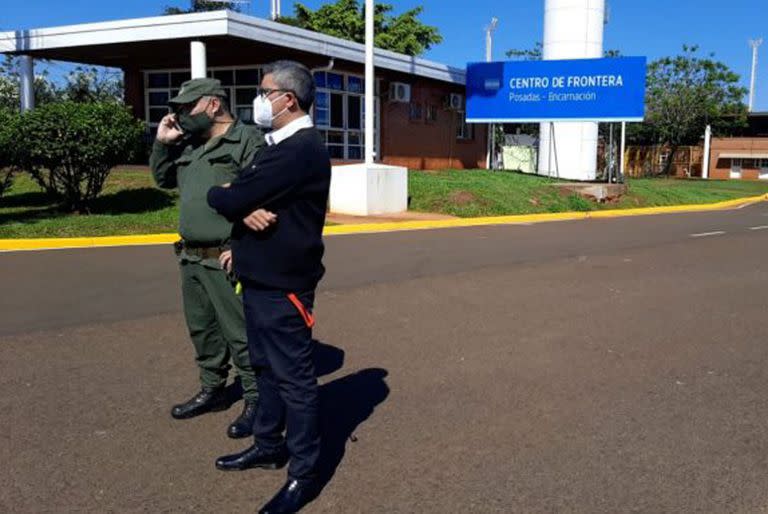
xmin=644 ymin=45 xmax=747 ymax=174
xmin=0 ymin=108 xmax=21 ymax=198
xmin=61 ymin=66 xmax=123 ymax=103
xmin=0 ymin=56 xmax=59 ymax=111
xmin=17 ymin=102 xmax=146 ymax=213
xmin=278 ymin=0 xmax=442 ymax=57
xmin=505 ymin=42 xmax=620 ymax=60
xmin=0 ymin=57 xmax=127 ymax=111
xmin=506 ymin=42 xmax=543 ymax=61
xmin=163 ymin=0 xmax=242 ymax=14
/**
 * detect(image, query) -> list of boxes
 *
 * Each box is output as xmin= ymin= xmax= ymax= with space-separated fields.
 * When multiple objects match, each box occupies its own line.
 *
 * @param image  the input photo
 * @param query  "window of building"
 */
xmin=425 ymin=104 xmax=438 ymax=123
xmin=452 ymin=95 xmax=473 ymax=140
xmin=144 ymin=67 xmax=263 ymax=136
xmin=145 ymin=68 xmax=378 ymax=159
xmin=313 ymin=71 xmax=378 ymax=160
xmin=456 ymin=111 xmax=474 ymax=140
xmin=730 ymin=158 xmax=743 ymax=179
xmin=759 ymin=158 xmax=768 ymax=179
xmin=409 ymin=102 xmax=423 ymax=122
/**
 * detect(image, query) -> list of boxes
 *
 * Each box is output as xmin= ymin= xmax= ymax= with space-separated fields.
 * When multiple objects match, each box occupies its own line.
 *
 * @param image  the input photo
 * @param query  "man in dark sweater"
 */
xmin=207 ymin=61 xmax=330 ymax=514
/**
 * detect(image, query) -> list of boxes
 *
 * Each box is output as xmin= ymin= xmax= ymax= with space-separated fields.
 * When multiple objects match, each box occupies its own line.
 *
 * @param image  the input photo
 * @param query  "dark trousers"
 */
xmin=180 ymin=260 xmax=258 ymax=401
xmin=242 ymin=287 xmax=320 ymax=479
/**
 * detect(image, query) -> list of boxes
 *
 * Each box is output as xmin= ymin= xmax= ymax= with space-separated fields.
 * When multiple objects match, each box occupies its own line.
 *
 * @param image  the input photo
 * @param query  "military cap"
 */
xmin=168 ymin=78 xmax=228 ymax=105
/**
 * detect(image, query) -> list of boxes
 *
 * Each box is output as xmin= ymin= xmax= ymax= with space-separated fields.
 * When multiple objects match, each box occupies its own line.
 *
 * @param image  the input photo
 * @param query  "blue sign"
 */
xmin=466 ymin=57 xmax=646 ymax=123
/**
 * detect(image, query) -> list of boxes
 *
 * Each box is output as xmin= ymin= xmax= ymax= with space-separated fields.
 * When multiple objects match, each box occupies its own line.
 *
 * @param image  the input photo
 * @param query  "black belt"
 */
xmin=174 ymin=239 xmax=229 ymax=259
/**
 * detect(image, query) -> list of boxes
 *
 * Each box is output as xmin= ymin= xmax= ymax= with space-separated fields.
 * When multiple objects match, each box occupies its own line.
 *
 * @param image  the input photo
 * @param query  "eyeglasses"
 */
xmin=255 ymin=87 xmax=295 ymax=98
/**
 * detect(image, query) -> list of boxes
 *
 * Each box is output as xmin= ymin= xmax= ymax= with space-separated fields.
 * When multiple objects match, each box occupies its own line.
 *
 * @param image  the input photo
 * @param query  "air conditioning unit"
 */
xmin=446 ymin=93 xmax=463 ymax=110
xmin=389 ymin=82 xmax=411 ymax=103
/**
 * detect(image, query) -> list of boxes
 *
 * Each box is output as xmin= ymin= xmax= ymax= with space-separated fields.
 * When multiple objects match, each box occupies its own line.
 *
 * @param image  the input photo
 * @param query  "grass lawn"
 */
xmin=2 ymin=167 xmax=768 ymax=239
xmin=409 ymin=169 xmax=768 ymax=218
xmin=0 ymin=169 xmax=179 ymax=239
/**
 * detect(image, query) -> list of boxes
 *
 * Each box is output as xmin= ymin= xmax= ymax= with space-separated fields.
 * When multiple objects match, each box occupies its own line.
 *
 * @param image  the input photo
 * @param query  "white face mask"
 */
xmin=253 ymin=93 xmax=289 ymax=128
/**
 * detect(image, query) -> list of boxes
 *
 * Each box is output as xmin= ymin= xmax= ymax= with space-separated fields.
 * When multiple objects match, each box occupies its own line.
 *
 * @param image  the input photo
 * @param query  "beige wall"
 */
xmin=709 ymin=138 xmax=768 ymax=179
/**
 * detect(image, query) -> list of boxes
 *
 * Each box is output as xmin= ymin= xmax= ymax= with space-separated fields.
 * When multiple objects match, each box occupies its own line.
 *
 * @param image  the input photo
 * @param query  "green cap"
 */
xmin=168 ymin=78 xmax=228 ymax=105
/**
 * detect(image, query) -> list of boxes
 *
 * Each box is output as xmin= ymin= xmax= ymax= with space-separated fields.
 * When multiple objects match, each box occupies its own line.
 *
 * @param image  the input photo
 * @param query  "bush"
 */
xmin=0 ymin=108 xmax=21 ymax=199
xmin=18 ymin=102 xmax=145 ymax=212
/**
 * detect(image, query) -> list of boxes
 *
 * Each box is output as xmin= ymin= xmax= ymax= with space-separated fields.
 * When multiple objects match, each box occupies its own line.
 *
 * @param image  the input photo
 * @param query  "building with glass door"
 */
xmin=1 ymin=10 xmax=488 ymax=170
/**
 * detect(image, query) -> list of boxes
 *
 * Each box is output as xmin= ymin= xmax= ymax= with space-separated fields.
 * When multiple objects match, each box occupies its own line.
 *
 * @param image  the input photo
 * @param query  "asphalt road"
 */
xmin=3 ymin=205 xmax=768 ymax=513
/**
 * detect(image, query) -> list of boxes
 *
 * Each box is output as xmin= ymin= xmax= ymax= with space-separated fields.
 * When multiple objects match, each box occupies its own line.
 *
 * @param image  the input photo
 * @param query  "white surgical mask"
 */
xmin=253 ymin=93 xmax=289 ymax=128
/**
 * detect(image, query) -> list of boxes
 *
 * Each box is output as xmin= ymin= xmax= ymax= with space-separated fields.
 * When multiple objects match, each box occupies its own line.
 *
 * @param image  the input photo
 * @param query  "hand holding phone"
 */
xmin=156 ymin=113 xmax=185 ymax=144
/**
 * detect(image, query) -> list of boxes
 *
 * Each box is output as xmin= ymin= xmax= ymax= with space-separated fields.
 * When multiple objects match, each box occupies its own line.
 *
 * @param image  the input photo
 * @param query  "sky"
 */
xmin=1 ymin=0 xmax=767 ymax=110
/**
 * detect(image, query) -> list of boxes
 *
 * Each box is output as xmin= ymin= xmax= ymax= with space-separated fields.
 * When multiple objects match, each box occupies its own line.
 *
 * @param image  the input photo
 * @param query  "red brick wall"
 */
xmin=709 ymin=138 xmax=768 ymax=179
xmin=380 ymin=78 xmax=487 ymax=170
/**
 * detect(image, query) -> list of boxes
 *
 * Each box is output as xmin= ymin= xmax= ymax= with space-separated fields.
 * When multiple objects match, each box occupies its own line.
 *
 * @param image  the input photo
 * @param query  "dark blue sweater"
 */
xmin=207 ymin=127 xmax=331 ymax=292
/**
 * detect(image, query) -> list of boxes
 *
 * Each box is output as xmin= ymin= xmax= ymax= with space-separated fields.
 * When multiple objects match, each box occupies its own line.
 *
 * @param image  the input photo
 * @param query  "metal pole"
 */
xmin=365 ymin=0 xmax=374 ymax=164
xmin=608 ymin=123 xmax=614 ymax=183
xmin=748 ymin=39 xmax=763 ymax=112
xmin=702 ymin=124 xmax=711 ymax=179
xmin=620 ymin=121 xmax=627 ymax=180
xmin=484 ymin=18 xmax=497 ymax=170
xmin=19 ymin=55 xmax=34 ymax=112
xmin=548 ymin=123 xmax=553 ymax=177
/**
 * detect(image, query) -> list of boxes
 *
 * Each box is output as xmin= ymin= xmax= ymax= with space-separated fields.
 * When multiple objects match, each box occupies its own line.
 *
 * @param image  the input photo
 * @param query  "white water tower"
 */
xmin=538 ymin=0 xmax=606 ymax=181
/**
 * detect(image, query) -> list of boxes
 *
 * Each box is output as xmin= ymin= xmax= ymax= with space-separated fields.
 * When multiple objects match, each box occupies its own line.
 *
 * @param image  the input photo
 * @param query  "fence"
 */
xmin=622 ymin=145 xmax=704 ymax=178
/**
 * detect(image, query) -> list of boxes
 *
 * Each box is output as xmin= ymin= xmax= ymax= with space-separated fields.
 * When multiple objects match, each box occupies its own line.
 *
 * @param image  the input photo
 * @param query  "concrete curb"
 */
xmin=2 ymin=194 xmax=767 ymax=252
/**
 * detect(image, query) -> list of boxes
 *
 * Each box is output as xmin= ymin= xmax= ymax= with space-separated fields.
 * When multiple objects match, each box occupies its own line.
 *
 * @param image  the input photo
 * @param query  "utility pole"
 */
xmin=485 ymin=17 xmax=498 ymax=170
xmin=749 ymin=38 xmax=763 ymax=112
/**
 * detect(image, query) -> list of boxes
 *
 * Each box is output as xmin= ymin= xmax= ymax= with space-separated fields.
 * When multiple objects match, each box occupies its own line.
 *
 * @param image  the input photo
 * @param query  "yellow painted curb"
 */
xmin=323 ymin=193 xmax=768 ymax=236
xmin=0 ymin=233 xmax=179 ymax=252
xmin=2 ymin=193 xmax=767 ymax=252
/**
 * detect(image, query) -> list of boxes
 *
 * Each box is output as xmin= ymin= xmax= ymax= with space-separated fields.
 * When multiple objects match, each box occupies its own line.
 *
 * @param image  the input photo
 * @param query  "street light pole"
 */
xmin=748 ymin=38 xmax=763 ymax=112
xmin=485 ymin=17 xmax=498 ymax=170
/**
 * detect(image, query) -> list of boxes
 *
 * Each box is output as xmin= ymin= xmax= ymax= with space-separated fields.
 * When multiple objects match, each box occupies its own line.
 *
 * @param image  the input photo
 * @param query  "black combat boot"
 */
xmin=171 ymin=387 xmax=229 ymax=419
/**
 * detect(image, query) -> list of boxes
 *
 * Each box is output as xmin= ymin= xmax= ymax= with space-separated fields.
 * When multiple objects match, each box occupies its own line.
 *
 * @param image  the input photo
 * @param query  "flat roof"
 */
xmin=0 ymin=10 xmax=465 ymax=85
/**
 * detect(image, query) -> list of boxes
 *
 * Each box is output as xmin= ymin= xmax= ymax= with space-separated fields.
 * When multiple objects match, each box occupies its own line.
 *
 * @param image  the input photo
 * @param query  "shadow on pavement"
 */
xmin=313 ymin=340 xmax=346 ymax=378
xmin=316 ymin=367 xmax=390 ymax=492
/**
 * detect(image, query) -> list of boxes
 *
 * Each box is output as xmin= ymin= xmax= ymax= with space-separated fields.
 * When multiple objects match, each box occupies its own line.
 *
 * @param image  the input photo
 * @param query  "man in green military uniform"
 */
xmin=150 ymin=78 xmax=275 ymax=439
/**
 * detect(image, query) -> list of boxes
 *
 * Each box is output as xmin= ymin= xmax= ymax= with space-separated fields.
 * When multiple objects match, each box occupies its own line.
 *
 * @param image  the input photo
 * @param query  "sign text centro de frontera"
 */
xmin=466 ymin=57 xmax=647 ymax=123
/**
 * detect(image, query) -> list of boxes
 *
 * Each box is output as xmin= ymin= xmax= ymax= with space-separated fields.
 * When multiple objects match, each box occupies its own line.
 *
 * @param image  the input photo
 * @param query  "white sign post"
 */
xmin=328 ymin=0 xmax=409 ymax=216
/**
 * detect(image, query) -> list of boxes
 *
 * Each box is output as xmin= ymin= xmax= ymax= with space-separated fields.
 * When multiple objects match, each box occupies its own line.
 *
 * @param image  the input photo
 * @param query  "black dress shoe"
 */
xmin=258 ymin=478 xmax=321 ymax=514
xmin=170 ymin=387 xmax=228 ymax=420
xmin=215 ymin=444 xmax=288 ymax=471
xmin=227 ymin=400 xmax=257 ymax=439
